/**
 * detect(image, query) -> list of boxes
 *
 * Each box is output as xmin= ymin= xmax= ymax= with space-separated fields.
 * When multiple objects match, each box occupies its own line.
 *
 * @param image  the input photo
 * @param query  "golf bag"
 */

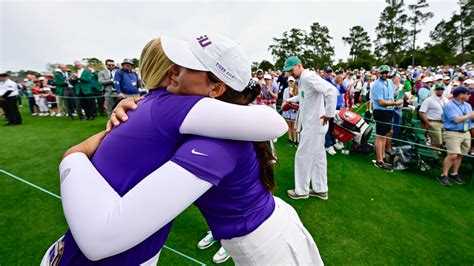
xmin=333 ymin=110 xmax=372 ymax=144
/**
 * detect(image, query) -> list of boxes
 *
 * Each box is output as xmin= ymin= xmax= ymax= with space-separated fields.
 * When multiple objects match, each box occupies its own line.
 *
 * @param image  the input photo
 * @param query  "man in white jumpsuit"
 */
xmin=284 ymin=56 xmax=337 ymax=200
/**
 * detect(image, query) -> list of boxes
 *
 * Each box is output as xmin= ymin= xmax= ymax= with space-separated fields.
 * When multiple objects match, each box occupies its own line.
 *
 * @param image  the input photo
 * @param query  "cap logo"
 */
xmin=196 ymin=35 xmax=212 ymax=48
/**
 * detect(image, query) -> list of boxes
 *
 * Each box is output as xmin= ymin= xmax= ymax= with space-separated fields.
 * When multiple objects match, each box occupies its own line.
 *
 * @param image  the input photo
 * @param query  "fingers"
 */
xmin=114 ymin=108 xmax=129 ymax=123
xmin=109 ymin=112 xmax=121 ymax=127
xmin=106 ymin=119 xmax=112 ymax=132
xmin=133 ymin=96 xmax=145 ymax=103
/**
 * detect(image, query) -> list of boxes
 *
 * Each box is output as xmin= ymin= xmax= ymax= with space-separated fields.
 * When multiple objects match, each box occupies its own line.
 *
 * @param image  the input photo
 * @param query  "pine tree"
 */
xmin=375 ymin=0 xmax=409 ymax=66
xmin=408 ymin=0 xmax=433 ymax=66
xmin=342 ymin=25 xmax=372 ymax=60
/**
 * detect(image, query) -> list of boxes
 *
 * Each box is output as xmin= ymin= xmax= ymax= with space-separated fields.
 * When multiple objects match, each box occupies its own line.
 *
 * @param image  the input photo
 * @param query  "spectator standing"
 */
xmin=353 ymin=74 xmax=364 ymax=107
xmin=89 ymin=66 xmax=106 ymax=117
xmin=59 ymin=64 xmax=83 ymax=120
xmin=24 ymin=75 xmax=38 ymax=115
xmin=0 ymin=73 xmax=22 ymax=125
xmin=99 ymin=59 xmax=118 ymax=116
xmin=437 ymin=87 xmax=473 ymax=187
xmin=53 ymin=68 xmax=67 ymax=116
xmin=284 ymin=56 xmax=337 ymax=200
xmin=257 ymin=74 xmax=278 ymax=110
xmin=442 ymin=75 xmax=453 ymax=98
xmin=419 ymin=83 xmax=448 ymax=150
xmin=371 ymin=65 xmax=403 ymax=170
xmin=70 ymin=61 xmax=94 ymax=120
xmin=418 ymin=77 xmax=433 ymax=105
xmin=322 ymin=67 xmax=338 ymax=155
xmin=114 ymin=59 xmax=140 ymax=99
xmin=282 ymin=76 xmax=298 ymax=146
xmin=276 ymin=71 xmax=289 ymax=99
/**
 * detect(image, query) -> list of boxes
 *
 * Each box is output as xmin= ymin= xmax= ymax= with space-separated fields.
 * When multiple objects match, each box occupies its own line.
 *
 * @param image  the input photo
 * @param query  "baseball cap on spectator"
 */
xmin=452 ymin=86 xmax=470 ymax=97
xmin=161 ymin=34 xmax=251 ymax=92
xmin=442 ymin=75 xmax=451 ymax=80
xmin=38 ymin=77 xmax=46 ymax=81
xmin=324 ymin=66 xmax=333 ymax=73
xmin=463 ymin=79 xmax=474 ymax=85
xmin=263 ymin=74 xmax=272 ymax=80
xmin=422 ymin=77 xmax=433 ymax=83
xmin=256 ymin=69 xmax=263 ymax=74
xmin=283 ymin=56 xmax=302 ymax=72
xmin=434 ymin=74 xmax=443 ymax=81
xmin=288 ymin=76 xmax=295 ymax=82
xmin=434 ymin=83 xmax=445 ymax=90
xmin=379 ymin=65 xmax=390 ymax=73
xmin=122 ymin=58 xmax=133 ymax=65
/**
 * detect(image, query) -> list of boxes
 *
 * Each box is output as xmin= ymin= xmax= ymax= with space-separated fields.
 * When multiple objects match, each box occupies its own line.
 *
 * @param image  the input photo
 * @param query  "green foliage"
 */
xmin=269 ymin=28 xmax=307 ymax=70
xmin=304 ymin=22 xmax=335 ymax=69
xmin=407 ymin=0 xmax=434 ymax=66
xmin=342 ymin=26 xmax=373 ymax=60
xmin=258 ymin=60 xmax=274 ymax=72
xmin=131 ymin=58 xmax=140 ymax=68
xmin=269 ymin=23 xmax=334 ymax=70
xmin=375 ymin=0 xmax=409 ymax=65
xmin=82 ymin=57 xmax=104 ymax=71
xmin=424 ymin=0 xmax=473 ymax=65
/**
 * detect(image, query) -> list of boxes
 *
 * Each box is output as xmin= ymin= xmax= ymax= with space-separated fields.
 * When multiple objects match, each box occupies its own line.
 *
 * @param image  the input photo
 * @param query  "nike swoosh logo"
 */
xmin=191 ymin=149 xmax=208 ymax=157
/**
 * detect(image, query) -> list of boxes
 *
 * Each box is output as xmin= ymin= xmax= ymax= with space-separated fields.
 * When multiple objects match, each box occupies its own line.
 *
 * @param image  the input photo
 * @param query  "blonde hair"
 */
xmin=139 ymin=38 xmax=174 ymax=89
xmin=290 ymin=83 xmax=298 ymax=97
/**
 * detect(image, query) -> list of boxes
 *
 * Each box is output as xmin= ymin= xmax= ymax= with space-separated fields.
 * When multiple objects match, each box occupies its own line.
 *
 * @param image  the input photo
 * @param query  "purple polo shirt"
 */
xmin=60 ymin=88 xmax=203 ymax=265
xmin=171 ymin=136 xmax=275 ymax=240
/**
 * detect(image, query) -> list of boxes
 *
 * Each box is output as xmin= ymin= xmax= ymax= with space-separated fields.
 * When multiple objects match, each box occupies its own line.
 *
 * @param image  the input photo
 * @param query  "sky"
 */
xmin=0 ymin=0 xmax=460 ymax=72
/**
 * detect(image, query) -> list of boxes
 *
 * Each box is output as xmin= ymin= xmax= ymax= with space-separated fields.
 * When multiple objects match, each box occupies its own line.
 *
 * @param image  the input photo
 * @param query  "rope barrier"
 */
xmin=370 ymin=118 xmax=474 ymax=141
xmin=371 ymin=133 xmax=474 ymax=159
xmin=0 ymin=169 xmax=207 ymax=265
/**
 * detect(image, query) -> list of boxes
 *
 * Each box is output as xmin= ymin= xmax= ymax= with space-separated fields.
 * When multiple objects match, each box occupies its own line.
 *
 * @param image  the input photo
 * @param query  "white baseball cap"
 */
xmin=434 ymin=74 xmax=443 ymax=80
xmin=464 ymin=79 xmax=474 ymax=85
xmin=442 ymin=75 xmax=451 ymax=80
xmin=263 ymin=74 xmax=272 ymax=80
xmin=422 ymin=77 xmax=433 ymax=83
xmin=161 ymin=34 xmax=251 ymax=92
xmin=288 ymin=76 xmax=295 ymax=82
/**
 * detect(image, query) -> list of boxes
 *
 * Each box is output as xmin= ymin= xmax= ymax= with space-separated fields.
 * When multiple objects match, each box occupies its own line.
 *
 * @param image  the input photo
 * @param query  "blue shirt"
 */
xmin=443 ymin=99 xmax=473 ymax=131
xmin=371 ymin=77 xmax=395 ymax=110
xmin=417 ymin=86 xmax=431 ymax=104
xmin=60 ymin=88 xmax=204 ymax=265
xmin=114 ymin=69 xmax=140 ymax=94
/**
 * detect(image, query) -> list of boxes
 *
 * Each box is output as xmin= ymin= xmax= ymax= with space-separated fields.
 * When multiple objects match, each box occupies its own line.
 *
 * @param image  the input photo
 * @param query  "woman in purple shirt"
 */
xmin=41 ymin=35 xmax=286 ymax=266
xmin=53 ymin=34 xmax=322 ymax=265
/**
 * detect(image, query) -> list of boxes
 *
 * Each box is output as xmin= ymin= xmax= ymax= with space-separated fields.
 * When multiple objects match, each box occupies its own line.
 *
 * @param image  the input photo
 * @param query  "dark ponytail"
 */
xmin=212 ymin=75 xmax=276 ymax=191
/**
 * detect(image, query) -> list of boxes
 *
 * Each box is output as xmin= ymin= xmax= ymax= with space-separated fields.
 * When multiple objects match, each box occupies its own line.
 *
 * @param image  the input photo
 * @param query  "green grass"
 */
xmin=1 ymin=105 xmax=473 ymax=265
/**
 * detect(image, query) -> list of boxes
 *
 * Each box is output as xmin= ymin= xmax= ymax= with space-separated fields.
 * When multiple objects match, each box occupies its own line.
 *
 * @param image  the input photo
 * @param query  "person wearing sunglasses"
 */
xmin=99 ymin=59 xmax=118 ymax=116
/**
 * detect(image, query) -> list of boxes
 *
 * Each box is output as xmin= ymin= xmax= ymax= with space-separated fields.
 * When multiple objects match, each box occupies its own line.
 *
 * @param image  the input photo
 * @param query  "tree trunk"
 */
xmin=412 ymin=21 xmax=417 ymax=66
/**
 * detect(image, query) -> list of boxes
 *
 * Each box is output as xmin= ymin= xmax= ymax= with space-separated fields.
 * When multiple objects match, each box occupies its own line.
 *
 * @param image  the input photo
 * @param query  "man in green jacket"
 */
xmin=53 ymin=68 xmax=67 ymax=116
xmin=70 ymin=61 xmax=94 ymax=120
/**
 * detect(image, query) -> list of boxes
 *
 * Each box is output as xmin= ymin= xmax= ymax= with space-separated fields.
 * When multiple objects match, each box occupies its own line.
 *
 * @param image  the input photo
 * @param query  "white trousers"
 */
xmin=221 ymin=197 xmax=323 ymax=265
xmin=294 ymin=125 xmax=328 ymax=195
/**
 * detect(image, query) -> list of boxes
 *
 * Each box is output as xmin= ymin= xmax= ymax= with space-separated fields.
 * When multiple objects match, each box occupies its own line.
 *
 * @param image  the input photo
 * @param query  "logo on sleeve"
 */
xmin=191 ymin=149 xmax=208 ymax=157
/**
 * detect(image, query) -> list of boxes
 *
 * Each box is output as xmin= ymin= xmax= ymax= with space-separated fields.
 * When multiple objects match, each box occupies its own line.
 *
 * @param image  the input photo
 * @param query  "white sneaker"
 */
xmin=325 ymin=146 xmax=336 ymax=155
xmin=55 ymin=113 xmax=63 ymax=117
xmin=197 ymin=231 xmax=216 ymax=250
xmin=50 ymin=112 xmax=56 ymax=116
xmin=212 ymin=246 xmax=230 ymax=264
xmin=334 ymin=141 xmax=344 ymax=150
xmin=32 ymin=113 xmax=38 ymax=116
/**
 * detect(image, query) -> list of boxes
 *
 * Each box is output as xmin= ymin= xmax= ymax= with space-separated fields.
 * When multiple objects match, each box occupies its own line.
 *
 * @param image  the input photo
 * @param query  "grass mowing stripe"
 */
xmin=0 ymin=169 xmax=207 ymax=266
xmin=0 ymin=169 xmax=61 ymax=199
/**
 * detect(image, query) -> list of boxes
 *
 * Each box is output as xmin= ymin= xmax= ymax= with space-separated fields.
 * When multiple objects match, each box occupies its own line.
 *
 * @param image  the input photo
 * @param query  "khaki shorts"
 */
xmin=427 ymin=121 xmax=444 ymax=146
xmin=444 ymin=131 xmax=471 ymax=155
